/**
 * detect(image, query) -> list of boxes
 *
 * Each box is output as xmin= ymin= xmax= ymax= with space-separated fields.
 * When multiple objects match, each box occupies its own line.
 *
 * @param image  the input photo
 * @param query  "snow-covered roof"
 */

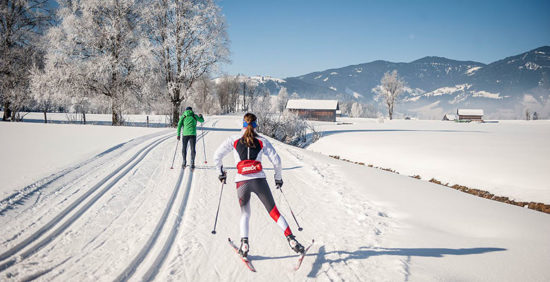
xmin=457 ymin=109 xmax=484 ymax=116
xmin=286 ymin=99 xmax=339 ymax=110
xmin=444 ymin=114 xmax=458 ymax=120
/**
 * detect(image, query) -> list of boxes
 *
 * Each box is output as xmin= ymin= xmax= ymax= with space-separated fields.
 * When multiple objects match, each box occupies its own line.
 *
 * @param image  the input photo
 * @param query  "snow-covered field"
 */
xmin=308 ymin=118 xmax=550 ymax=203
xmin=0 ymin=115 xmax=549 ymax=281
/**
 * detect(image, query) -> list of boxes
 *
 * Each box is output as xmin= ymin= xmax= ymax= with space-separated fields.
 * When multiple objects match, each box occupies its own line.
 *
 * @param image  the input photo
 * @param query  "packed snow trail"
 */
xmin=155 ymin=117 xmax=403 ymax=281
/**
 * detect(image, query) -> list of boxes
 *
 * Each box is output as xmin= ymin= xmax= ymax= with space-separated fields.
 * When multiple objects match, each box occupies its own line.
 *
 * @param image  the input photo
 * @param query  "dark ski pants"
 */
xmin=181 ymin=135 xmax=196 ymax=165
xmin=236 ymin=178 xmax=292 ymax=238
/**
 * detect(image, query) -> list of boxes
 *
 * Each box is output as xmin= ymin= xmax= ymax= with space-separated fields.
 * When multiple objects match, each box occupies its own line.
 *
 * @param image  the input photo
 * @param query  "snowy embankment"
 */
xmin=0 ymin=116 xmax=549 ymax=281
xmin=308 ymin=118 xmax=550 ymax=204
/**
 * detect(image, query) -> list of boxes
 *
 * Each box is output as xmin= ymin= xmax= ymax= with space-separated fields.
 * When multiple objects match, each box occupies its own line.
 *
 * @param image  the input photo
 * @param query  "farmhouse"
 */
xmin=286 ymin=99 xmax=339 ymax=122
xmin=457 ymin=109 xmax=484 ymax=122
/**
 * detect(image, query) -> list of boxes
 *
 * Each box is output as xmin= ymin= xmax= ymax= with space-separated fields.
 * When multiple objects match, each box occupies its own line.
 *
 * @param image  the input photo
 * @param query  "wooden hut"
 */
xmin=286 ymin=99 xmax=339 ymax=122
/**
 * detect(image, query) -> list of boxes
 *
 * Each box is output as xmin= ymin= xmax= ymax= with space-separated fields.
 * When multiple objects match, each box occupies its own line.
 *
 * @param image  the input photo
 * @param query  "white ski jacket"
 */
xmin=213 ymin=133 xmax=282 ymax=183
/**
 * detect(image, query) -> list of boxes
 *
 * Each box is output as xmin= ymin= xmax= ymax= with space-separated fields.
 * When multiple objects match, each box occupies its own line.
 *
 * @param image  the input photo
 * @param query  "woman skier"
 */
xmin=213 ymin=113 xmax=305 ymax=258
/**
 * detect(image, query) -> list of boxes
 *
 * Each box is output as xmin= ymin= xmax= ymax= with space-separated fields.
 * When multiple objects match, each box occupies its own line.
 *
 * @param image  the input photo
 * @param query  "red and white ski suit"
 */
xmin=213 ymin=133 xmax=292 ymax=238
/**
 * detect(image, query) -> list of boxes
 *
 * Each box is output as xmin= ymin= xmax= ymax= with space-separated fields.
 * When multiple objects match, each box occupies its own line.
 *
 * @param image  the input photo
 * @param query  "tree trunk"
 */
xmin=44 ymin=110 xmax=48 ymax=123
xmin=2 ymin=102 xmax=11 ymax=121
xmin=111 ymin=99 xmax=123 ymax=126
xmin=172 ymin=101 xmax=181 ymax=127
xmin=82 ymin=112 xmax=86 ymax=124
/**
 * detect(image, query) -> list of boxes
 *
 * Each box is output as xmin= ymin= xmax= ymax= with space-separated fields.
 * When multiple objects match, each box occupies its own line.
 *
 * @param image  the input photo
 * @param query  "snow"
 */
xmin=329 ymin=86 xmax=337 ymax=91
xmin=323 ymin=77 xmax=329 ymax=82
xmin=457 ymin=109 xmax=484 ymax=116
xmin=330 ymin=72 xmax=338 ymax=75
xmin=465 ymin=66 xmax=482 ymax=75
xmin=522 ymin=62 xmax=541 ymax=71
xmin=308 ymin=118 xmax=550 ymax=203
xmin=286 ymin=99 xmax=339 ymax=110
xmin=314 ymin=74 xmax=323 ymax=79
xmin=424 ymin=84 xmax=471 ymax=97
xmin=1 ymin=115 xmax=549 ymax=281
xmin=0 ymin=122 xmax=168 ymax=200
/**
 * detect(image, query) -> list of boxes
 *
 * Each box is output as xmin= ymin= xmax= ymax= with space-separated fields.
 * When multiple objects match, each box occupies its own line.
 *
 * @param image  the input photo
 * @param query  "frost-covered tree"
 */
xmin=39 ymin=0 xmax=157 ymax=125
xmin=215 ymin=75 xmax=240 ymax=113
xmin=275 ymin=87 xmax=289 ymax=112
xmin=373 ymin=70 xmax=405 ymax=120
xmin=350 ymin=102 xmax=364 ymax=117
xmin=146 ymin=0 xmax=229 ymax=126
xmin=241 ymin=79 xmax=256 ymax=112
xmin=1 ymin=0 xmax=52 ymax=121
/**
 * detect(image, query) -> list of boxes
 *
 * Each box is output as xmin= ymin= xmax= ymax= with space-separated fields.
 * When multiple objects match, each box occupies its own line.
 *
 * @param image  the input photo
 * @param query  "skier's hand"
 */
xmin=275 ymin=179 xmax=283 ymax=189
xmin=199 ymin=114 xmax=203 ymax=118
xmin=177 ymin=136 xmax=180 ymax=141
xmin=219 ymin=171 xmax=227 ymax=184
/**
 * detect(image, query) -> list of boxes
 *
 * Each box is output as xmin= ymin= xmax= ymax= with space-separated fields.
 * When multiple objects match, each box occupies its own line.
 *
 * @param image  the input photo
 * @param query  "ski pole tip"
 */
xmin=211 ymin=230 xmax=216 ymax=235
xmin=298 ymin=227 xmax=303 ymax=231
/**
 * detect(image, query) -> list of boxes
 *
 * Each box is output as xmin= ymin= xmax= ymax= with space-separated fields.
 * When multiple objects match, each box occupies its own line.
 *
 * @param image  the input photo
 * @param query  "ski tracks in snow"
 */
xmin=0 ymin=130 xmax=175 ymax=279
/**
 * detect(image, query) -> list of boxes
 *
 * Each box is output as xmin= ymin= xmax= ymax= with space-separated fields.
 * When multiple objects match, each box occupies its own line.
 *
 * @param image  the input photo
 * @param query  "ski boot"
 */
xmin=286 ymin=234 xmax=305 ymax=254
xmin=190 ymin=162 xmax=195 ymax=169
xmin=182 ymin=161 xmax=186 ymax=169
xmin=239 ymin=237 xmax=249 ymax=257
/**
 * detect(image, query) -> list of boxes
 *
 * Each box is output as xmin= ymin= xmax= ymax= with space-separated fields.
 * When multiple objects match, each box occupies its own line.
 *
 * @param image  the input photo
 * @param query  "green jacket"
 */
xmin=177 ymin=109 xmax=205 ymax=136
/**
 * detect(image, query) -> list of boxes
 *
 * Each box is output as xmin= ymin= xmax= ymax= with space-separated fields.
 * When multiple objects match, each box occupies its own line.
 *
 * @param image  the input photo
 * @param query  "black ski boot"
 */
xmin=239 ymin=237 xmax=249 ymax=257
xmin=182 ymin=161 xmax=186 ymax=169
xmin=286 ymin=234 xmax=305 ymax=254
xmin=190 ymin=163 xmax=195 ymax=169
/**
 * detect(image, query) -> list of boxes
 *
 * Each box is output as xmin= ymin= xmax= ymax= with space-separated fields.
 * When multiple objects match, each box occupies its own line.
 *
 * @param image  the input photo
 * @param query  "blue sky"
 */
xmin=218 ymin=0 xmax=550 ymax=78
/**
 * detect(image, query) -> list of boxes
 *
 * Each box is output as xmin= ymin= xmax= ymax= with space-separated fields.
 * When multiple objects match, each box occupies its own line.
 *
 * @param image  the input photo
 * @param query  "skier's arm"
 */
xmin=195 ymin=114 xmax=205 ymax=123
xmin=262 ymin=138 xmax=282 ymax=181
xmin=213 ymin=137 xmax=234 ymax=174
xmin=176 ymin=115 xmax=184 ymax=136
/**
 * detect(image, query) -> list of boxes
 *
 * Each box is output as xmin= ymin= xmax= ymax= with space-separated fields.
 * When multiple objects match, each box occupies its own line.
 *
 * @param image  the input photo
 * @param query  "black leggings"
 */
xmin=236 ymin=178 xmax=292 ymax=238
xmin=181 ymin=135 xmax=196 ymax=164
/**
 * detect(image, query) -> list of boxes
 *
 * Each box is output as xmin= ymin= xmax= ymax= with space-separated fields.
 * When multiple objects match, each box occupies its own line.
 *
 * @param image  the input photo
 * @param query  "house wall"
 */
xmin=289 ymin=109 xmax=336 ymax=122
xmin=458 ymin=115 xmax=483 ymax=121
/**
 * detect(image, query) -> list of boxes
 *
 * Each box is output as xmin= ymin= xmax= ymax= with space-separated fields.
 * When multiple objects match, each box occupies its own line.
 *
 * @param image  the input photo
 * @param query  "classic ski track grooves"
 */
xmin=116 ymin=123 xmax=214 ymax=282
xmin=113 ymin=168 xmax=186 ymax=282
xmin=0 ymin=131 xmax=166 ymax=215
xmin=0 ymin=133 xmax=173 ymax=272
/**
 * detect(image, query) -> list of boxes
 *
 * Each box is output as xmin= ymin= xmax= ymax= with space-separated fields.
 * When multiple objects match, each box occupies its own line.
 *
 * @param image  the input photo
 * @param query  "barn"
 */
xmin=457 ymin=109 xmax=484 ymax=122
xmin=286 ymin=99 xmax=339 ymax=122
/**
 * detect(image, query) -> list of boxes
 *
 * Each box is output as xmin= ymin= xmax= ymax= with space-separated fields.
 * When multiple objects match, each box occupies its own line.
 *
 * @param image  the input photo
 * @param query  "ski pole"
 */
xmin=278 ymin=187 xmax=303 ymax=231
xmin=170 ymin=138 xmax=179 ymax=169
xmin=201 ymin=122 xmax=207 ymax=164
xmin=211 ymin=180 xmax=225 ymax=234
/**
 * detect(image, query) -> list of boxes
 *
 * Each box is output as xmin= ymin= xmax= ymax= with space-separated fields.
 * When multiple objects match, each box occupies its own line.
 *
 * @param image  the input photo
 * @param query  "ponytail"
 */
xmin=242 ymin=113 xmax=258 ymax=147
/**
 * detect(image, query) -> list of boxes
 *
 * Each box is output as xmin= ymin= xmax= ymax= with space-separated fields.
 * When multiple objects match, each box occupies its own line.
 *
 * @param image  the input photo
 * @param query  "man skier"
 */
xmin=177 ymin=106 xmax=204 ymax=169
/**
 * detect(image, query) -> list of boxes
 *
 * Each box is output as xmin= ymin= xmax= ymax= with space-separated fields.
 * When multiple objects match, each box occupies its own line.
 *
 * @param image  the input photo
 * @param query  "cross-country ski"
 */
xmin=228 ymin=238 xmax=256 ymax=272
xmin=295 ymin=239 xmax=315 ymax=271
